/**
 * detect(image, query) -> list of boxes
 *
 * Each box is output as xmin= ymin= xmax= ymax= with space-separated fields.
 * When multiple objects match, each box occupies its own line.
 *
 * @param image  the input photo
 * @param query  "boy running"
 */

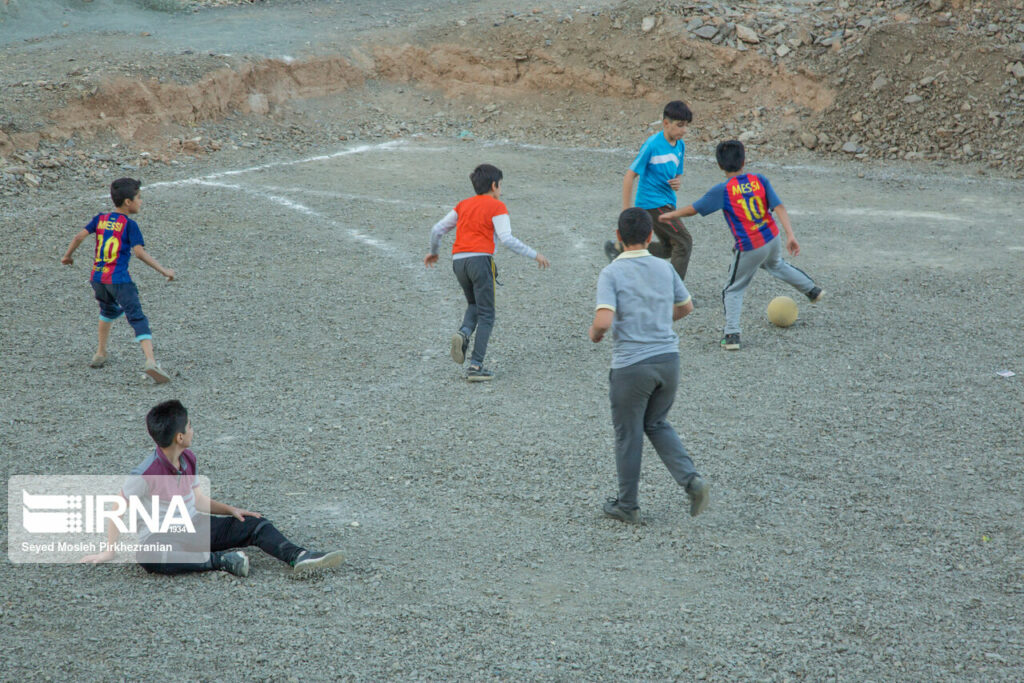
xmin=590 ymin=208 xmax=709 ymax=524
xmin=659 ymin=140 xmax=824 ymax=350
xmin=425 ymin=164 xmax=549 ymax=381
xmin=605 ymin=100 xmax=694 ymax=281
xmin=61 ymin=177 xmax=174 ymax=382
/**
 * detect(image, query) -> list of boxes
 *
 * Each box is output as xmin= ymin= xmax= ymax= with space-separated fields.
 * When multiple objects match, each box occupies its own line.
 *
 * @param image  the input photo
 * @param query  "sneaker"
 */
xmin=466 ymin=365 xmax=494 ymax=382
xmin=807 ymin=287 xmax=825 ymax=303
xmin=89 ymin=353 xmax=107 ymax=368
xmin=143 ymin=360 xmax=171 ymax=384
xmin=687 ymin=477 xmax=710 ymax=517
xmin=603 ymin=240 xmax=621 ymax=262
xmin=216 ymin=550 xmax=250 ymax=577
xmin=450 ymin=332 xmax=469 ymax=364
xmin=603 ymin=498 xmax=640 ymax=524
xmin=292 ymin=549 xmax=345 ymax=575
xmin=721 ymin=333 xmax=740 ymax=351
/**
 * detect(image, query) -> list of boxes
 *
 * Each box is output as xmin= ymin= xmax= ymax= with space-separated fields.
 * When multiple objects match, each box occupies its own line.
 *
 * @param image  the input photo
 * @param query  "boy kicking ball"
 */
xmin=659 ymin=140 xmax=824 ymax=351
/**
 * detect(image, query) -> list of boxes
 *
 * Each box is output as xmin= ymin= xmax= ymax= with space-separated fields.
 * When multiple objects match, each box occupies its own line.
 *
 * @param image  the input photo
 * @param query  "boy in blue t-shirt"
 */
xmin=659 ymin=140 xmax=824 ymax=351
xmin=61 ymin=178 xmax=175 ymax=382
xmin=590 ymin=208 xmax=709 ymax=524
xmin=604 ymin=100 xmax=694 ymax=282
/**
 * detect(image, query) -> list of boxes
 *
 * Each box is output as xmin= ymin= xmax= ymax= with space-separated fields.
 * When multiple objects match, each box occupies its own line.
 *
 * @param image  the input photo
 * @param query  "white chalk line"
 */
xmin=787 ymin=207 xmax=966 ymax=222
xmin=252 ymin=185 xmax=442 ymax=210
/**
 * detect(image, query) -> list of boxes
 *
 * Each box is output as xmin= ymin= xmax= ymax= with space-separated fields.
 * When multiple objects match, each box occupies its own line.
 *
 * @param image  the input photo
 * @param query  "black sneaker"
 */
xmin=292 ymin=549 xmax=345 ymax=575
xmin=466 ymin=365 xmax=494 ymax=382
xmin=450 ymin=332 xmax=469 ymax=364
xmin=603 ymin=498 xmax=640 ymax=524
xmin=721 ymin=333 xmax=740 ymax=351
xmin=215 ymin=550 xmax=250 ymax=577
xmin=807 ymin=287 xmax=824 ymax=303
xmin=686 ymin=477 xmax=710 ymax=517
xmin=603 ymin=240 xmax=621 ymax=262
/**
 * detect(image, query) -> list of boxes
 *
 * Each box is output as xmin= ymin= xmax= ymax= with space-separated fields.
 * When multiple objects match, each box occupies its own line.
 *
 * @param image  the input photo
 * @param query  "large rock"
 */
xmin=694 ymin=25 xmax=719 ymax=39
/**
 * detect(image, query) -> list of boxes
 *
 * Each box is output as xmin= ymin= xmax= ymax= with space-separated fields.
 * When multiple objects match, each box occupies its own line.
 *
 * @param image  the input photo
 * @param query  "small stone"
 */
xmin=776 ymin=44 xmax=791 ymax=57
xmin=736 ymin=24 xmax=759 ymax=44
xmin=641 ymin=16 xmax=656 ymax=33
xmin=929 ymin=0 xmax=944 ymax=10
xmin=903 ymin=94 xmax=923 ymax=104
xmin=694 ymin=25 xmax=719 ymax=40
xmin=841 ymin=141 xmax=861 ymax=154
xmin=764 ymin=22 xmax=787 ymax=37
xmin=1009 ymin=62 xmax=1024 ymax=79
xmin=851 ymin=111 xmax=863 ymax=123
xmin=799 ymin=132 xmax=818 ymax=149
xmin=23 ymin=173 xmax=40 ymax=187
xmin=871 ymin=76 xmax=890 ymax=91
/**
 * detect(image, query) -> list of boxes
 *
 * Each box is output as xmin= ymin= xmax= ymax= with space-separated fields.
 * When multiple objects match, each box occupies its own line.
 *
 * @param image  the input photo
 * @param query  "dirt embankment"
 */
xmin=2 ymin=0 xmax=1023 ymax=191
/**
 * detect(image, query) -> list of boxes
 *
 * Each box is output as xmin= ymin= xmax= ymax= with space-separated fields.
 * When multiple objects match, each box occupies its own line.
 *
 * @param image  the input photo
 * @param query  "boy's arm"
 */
xmin=493 ymin=215 xmax=549 ymax=268
xmin=589 ymin=308 xmax=614 ymax=343
xmin=425 ymin=209 xmax=457 ymax=267
xmin=194 ymin=488 xmax=261 ymax=522
xmin=132 ymin=245 xmax=175 ymax=281
xmin=773 ymin=205 xmax=800 ymax=256
xmin=621 ymin=170 xmax=639 ymax=211
xmin=61 ymin=229 xmax=91 ymax=265
xmin=668 ymin=174 xmax=682 ymax=191
xmin=659 ymin=204 xmax=698 ymax=221
xmin=673 ymin=300 xmax=694 ymax=321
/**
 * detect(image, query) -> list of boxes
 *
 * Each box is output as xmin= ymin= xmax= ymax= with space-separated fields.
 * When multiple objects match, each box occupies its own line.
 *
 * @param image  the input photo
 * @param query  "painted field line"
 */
xmin=788 ymin=207 xmax=965 ymax=222
xmin=146 ymin=140 xmax=410 ymax=192
xmin=253 ymin=185 xmax=442 ymax=210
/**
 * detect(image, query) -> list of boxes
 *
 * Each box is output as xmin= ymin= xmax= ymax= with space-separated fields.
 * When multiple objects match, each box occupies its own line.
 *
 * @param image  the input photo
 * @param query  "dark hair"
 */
xmin=470 ymin=164 xmax=503 ymax=195
xmin=146 ymin=400 xmax=189 ymax=448
xmin=716 ymin=140 xmax=746 ymax=173
xmin=110 ymin=177 xmax=141 ymax=207
xmin=617 ymin=208 xmax=653 ymax=246
xmin=663 ymin=100 xmax=693 ymax=123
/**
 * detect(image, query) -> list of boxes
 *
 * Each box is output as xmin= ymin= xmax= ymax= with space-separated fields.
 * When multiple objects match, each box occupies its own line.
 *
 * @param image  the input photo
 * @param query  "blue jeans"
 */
xmin=91 ymin=281 xmax=151 ymax=340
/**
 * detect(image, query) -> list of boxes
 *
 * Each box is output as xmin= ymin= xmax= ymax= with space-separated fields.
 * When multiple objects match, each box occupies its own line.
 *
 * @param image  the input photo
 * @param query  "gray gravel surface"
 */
xmin=1 ymin=137 xmax=1022 ymax=680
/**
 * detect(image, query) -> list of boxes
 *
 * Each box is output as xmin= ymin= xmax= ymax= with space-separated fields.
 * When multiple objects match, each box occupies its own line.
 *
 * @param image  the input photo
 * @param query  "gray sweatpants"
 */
xmin=453 ymin=255 xmax=495 ymax=366
xmin=723 ymin=237 xmax=816 ymax=335
xmin=609 ymin=354 xmax=698 ymax=510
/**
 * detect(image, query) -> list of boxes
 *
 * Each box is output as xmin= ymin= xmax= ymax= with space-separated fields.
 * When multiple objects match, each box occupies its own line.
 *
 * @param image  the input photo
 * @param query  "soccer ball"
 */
xmin=767 ymin=296 xmax=798 ymax=327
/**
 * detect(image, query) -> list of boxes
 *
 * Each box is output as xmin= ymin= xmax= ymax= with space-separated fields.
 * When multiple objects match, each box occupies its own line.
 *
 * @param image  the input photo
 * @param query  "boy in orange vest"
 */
xmin=424 ymin=164 xmax=549 ymax=381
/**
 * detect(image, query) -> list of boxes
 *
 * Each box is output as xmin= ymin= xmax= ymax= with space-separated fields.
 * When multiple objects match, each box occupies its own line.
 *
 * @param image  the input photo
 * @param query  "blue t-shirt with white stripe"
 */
xmin=630 ymin=131 xmax=685 ymax=209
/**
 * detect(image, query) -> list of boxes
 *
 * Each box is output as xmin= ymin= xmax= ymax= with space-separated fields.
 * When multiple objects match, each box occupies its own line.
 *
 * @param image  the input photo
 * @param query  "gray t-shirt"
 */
xmin=596 ymin=250 xmax=691 ymax=369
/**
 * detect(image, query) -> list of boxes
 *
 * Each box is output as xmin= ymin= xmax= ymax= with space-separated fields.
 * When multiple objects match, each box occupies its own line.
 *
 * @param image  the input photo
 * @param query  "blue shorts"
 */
xmin=90 ymin=281 xmax=151 ymax=341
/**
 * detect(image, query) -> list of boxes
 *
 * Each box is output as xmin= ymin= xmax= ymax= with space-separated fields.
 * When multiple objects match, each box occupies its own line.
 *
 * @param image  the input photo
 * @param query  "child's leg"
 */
xmin=96 ymin=319 xmax=113 ymax=357
xmin=111 ymin=283 xmax=154 ymax=359
xmin=609 ymin=362 xmax=659 ymax=510
xmin=209 ymin=515 xmax=304 ymax=566
xmin=453 ymin=258 xmax=478 ymax=338
xmin=648 ymin=207 xmax=693 ymax=280
xmin=464 ymin=257 xmax=495 ymax=367
xmin=722 ymin=248 xmax=769 ymax=334
xmin=642 ymin=357 xmax=698 ymax=487
xmin=760 ymin=238 xmax=817 ymax=294
xmin=91 ymin=282 xmax=123 ymax=358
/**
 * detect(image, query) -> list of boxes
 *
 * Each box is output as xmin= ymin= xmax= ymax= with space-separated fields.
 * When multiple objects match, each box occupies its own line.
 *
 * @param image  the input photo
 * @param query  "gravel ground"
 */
xmin=1 ymin=137 xmax=1022 ymax=680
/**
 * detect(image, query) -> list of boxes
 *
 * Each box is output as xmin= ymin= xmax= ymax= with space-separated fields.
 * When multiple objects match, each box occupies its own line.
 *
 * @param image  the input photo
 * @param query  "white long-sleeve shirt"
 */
xmin=429 ymin=210 xmax=537 ymax=260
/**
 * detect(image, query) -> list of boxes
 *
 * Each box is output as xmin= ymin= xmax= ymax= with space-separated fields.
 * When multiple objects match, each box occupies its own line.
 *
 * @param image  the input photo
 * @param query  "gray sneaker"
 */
xmin=292 ymin=549 xmax=345 ymax=575
xmin=89 ymin=353 xmax=107 ymax=368
xmin=687 ymin=477 xmax=710 ymax=517
xmin=450 ymin=332 xmax=469 ymax=364
xmin=603 ymin=498 xmax=640 ymax=524
xmin=807 ymin=287 xmax=825 ymax=303
xmin=216 ymin=550 xmax=250 ymax=577
xmin=144 ymin=360 xmax=171 ymax=384
xmin=466 ymin=365 xmax=494 ymax=382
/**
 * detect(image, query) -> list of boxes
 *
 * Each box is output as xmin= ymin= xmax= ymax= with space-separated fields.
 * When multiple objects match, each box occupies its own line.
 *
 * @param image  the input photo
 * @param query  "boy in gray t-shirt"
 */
xmin=589 ymin=208 xmax=709 ymax=523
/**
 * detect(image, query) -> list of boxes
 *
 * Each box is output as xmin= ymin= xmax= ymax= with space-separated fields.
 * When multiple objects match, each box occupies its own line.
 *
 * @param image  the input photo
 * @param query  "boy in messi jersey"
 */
xmin=81 ymin=399 xmax=344 ymax=577
xmin=659 ymin=140 xmax=824 ymax=351
xmin=605 ymin=100 xmax=694 ymax=281
xmin=424 ymin=164 xmax=549 ymax=382
xmin=61 ymin=177 xmax=174 ymax=382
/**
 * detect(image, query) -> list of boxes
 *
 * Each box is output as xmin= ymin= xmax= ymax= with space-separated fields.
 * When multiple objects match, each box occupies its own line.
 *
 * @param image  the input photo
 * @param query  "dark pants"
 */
xmin=609 ymin=355 xmax=698 ymax=510
xmin=645 ymin=206 xmax=693 ymax=281
xmin=137 ymin=514 xmax=303 ymax=575
xmin=91 ymin=281 xmax=152 ymax=339
xmin=453 ymin=255 xmax=496 ymax=367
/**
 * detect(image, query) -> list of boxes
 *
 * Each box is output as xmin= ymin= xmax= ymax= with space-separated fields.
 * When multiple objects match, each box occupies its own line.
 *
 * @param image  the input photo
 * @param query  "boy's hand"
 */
xmin=81 ymin=550 xmax=116 ymax=564
xmin=61 ymin=255 xmax=74 ymax=265
xmin=786 ymin=236 xmax=800 ymax=256
xmin=163 ymin=268 xmax=175 ymax=282
xmin=423 ymin=254 xmax=439 ymax=267
xmin=535 ymin=253 xmax=550 ymax=269
xmin=228 ymin=507 xmax=262 ymax=522
xmin=668 ymin=177 xmax=682 ymax=191
xmin=658 ymin=212 xmax=678 ymax=223
xmin=589 ymin=326 xmax=605 ymax=343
